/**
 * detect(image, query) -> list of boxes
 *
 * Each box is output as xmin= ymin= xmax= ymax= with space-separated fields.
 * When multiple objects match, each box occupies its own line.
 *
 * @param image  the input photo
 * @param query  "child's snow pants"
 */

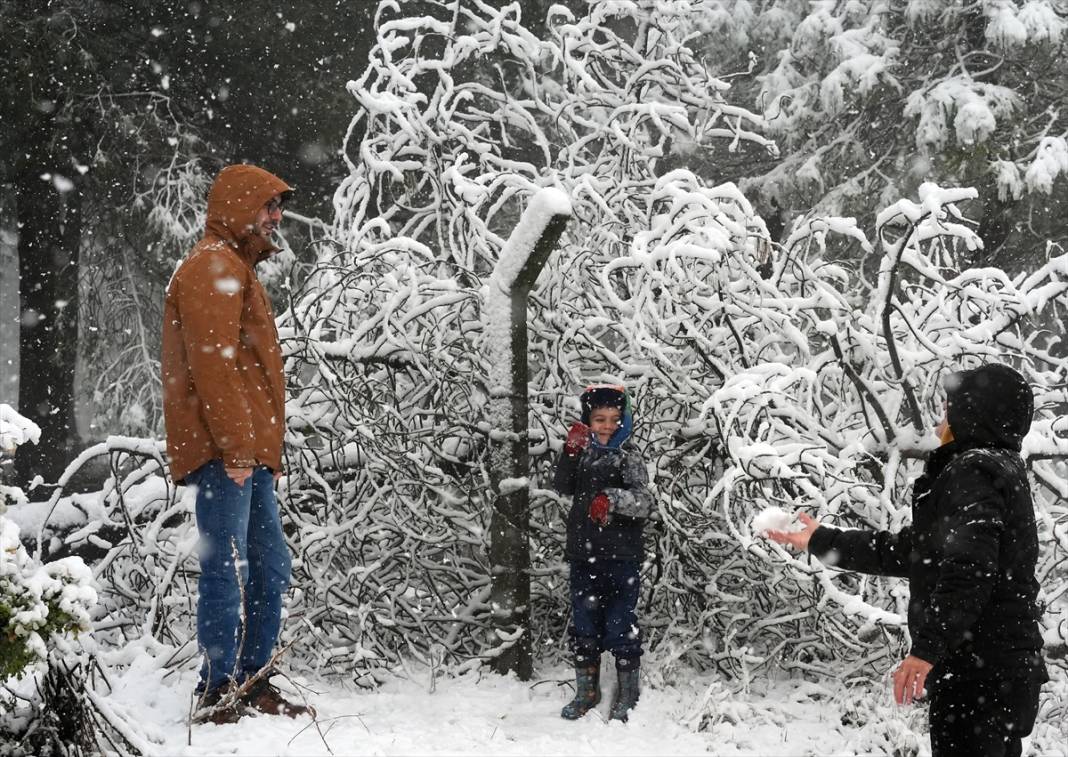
xmin=568 ymin=560 xmax=641 ymax=662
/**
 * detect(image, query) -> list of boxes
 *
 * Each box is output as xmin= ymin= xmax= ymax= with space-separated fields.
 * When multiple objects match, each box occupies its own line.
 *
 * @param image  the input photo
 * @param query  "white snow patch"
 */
xmin=498 ymin=477 xmax=529 ymax=495
xmin=1024 ymin=136 xmax=1068 ymax=194
xmin=52 ymin=174 xmax=75 ymax=193
xmin=214 ymin=276 xmax=242 ymax=295
xmin=1 ymin=403 xmax=41 ymax=452
xmin=483 ymin=187 xmax=572 ymax=437
xmin=84 ymin=647 xmax=934 ymax=756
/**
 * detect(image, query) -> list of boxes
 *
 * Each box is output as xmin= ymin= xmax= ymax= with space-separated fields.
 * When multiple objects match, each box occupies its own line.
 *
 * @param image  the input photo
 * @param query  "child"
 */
xmin=552 ymin=384 xmax=655 ymax=722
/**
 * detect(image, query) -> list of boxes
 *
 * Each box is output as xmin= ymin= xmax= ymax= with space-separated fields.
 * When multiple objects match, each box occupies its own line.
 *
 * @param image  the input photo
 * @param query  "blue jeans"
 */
xmin=188 ymin=460 xmax=291 ymax=692
xmin=569 ymin=560 xmax=642 ymax=662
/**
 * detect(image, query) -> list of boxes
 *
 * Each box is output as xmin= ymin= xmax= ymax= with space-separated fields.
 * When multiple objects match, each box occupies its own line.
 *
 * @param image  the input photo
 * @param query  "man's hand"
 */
xmin=226 ymin=467 xmax=254 ymax=486
xmin=766 ymin=512 xmax=820 ymax=551
xmin=893 ymin=655 xmax=933 ymax=705
xmin=589 ymin=493 xmax=610 ymax=526
xmin=564 ymin=422 xmax=592 ymax=457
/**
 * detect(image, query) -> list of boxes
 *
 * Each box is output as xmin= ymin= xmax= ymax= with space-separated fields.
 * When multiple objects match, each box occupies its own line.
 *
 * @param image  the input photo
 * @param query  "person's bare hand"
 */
xmin=766 ymin=512 xmax=820 ymax=551
xmin=893 ymin=655 xmax=933 ymax=705
xmin=226 ymin=466 xmax=254 ymax=486
xmin=273 ymin=471 xmax=283 ymax=483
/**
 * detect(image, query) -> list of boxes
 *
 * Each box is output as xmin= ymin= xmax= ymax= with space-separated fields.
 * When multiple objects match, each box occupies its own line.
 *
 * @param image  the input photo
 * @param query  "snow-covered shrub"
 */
xmin=0 ymin=408 xmax=113 ymax=755
xmin=284 ymin=0 xmax=779 ymax=678
xmin=703 ymin=184 xmax=1068 ymax=678
xmin=2 ymin=435 xmax=187 ymax=755
xmin=0 ymin=516 xmax=96 ymax=680
xmin=0 ymin=406 xmax=96 ymax=682
xmin=18 ymin=437 xmax=197 ymax=650
xmin=839 ymin=680 xmax=928 ymax=757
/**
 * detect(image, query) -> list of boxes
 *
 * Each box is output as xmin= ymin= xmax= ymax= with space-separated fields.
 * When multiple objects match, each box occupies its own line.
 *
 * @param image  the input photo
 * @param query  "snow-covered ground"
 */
xmin=90 ymin=643 xmax=1068 ymax=757
xmin=112 ymin=666 xmax=814 ymax=755
xmin=94 ymin=647 xmax=934 ymax=757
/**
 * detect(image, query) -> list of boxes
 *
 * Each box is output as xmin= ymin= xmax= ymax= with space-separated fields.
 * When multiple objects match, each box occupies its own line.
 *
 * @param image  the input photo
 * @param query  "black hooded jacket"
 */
xmin=808 ymin=364 xmax=1047 ymax=683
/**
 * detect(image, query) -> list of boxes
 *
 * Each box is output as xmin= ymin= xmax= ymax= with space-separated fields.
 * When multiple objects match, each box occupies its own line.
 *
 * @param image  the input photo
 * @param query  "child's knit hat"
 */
xmin=580 ymin=384 xmax=627 ymax=425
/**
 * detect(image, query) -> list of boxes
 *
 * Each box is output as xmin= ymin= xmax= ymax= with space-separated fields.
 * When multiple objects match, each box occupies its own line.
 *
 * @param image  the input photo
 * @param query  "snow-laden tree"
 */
xmin=683 ymin=0 xmax=1068 ymax=267
xmin=283 ymin=0 xmax=775 ymax=678
xmin=330 ymin=0 xmax=775 ymax=272
xmin=694 ymin=184 xmax=1068 ymax=682
xmin=0 ymin=406 xmax=134 ymax=754
xmin=1 ymin=1 xmax=380 ymax=456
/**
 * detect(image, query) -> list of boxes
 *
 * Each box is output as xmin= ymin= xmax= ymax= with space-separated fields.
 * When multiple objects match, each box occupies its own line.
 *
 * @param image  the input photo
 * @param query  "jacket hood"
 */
xmin=205 ymin=164 xmax=293 ymax=265
xmin=945 ymin=363 xmax=1033 ymax=452
xmin=581 ymin=385 xmax=633 ymax=449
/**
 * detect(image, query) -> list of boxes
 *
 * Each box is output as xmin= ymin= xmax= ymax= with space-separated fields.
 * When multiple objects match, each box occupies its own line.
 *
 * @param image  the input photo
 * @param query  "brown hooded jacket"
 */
xmin=161 ymin=164 xmax=292 ymax=483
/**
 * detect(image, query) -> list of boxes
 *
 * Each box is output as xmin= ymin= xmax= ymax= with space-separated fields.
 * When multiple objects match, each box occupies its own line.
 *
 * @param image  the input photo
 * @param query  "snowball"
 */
xmin=752 ymin=506 xmax=804 ymax=535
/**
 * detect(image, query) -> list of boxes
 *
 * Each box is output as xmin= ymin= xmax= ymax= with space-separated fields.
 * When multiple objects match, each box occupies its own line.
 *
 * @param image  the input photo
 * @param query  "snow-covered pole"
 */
xmin=482 ymin=188 xmax=571 ymax=680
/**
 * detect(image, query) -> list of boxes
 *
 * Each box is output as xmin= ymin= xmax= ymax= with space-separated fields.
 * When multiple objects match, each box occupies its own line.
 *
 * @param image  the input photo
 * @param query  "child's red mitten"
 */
xmin=589 ymin=493 xmax=610 ymax=526
xmin=564 ymin=422 xmax=591 ymax=457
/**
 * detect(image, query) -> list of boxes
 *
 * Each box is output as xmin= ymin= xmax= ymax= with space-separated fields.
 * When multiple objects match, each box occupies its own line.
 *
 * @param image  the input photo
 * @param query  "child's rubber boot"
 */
xmin=609 ymin=657 xmax=639 ymax=722
xmin=561 ymin=659 xmax=601 ymax=720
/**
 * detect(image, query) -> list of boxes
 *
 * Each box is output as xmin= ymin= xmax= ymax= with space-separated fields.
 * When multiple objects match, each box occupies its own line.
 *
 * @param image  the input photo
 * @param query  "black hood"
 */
xmin=945 ymin=364 xmax=1033 ymax=451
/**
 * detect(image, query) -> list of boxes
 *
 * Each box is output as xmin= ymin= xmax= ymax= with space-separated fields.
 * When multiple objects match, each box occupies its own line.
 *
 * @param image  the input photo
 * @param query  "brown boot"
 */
xmin=193 ymin=682 xmax=246 ymax=725
xmin=241 ymin=677 xmax=316 ymax=718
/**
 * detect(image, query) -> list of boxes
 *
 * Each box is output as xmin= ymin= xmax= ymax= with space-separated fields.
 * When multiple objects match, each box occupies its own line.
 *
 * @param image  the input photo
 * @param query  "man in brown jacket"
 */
xmin=162 ymin=164 xmax=311 ymax=723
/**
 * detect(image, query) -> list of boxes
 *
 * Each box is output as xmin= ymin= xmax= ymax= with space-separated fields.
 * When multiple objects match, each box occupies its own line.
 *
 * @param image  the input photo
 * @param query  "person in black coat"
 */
xmin=552 ymin=385 xmax=655 ymax=722
xmin=768 ymin=363 xmax=1047 ymax=757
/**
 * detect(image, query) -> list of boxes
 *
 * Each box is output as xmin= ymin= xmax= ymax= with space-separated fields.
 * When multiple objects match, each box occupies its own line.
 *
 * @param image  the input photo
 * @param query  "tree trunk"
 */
xmin=14 ymin=132 xmax=81 ymax=488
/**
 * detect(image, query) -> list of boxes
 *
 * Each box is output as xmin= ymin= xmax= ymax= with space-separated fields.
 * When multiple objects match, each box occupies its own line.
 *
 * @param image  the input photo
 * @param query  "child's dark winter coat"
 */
xmin=552 ymin=398 xmax=655 ymax=561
